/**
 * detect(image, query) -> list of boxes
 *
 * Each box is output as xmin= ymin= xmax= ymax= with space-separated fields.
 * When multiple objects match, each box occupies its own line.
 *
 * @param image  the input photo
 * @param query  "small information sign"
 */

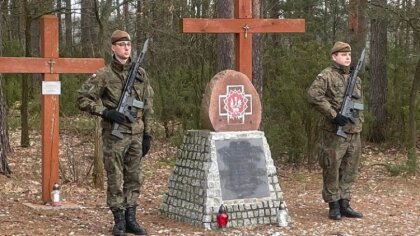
xmin=42 ymin=81 xmax=61 ymax=95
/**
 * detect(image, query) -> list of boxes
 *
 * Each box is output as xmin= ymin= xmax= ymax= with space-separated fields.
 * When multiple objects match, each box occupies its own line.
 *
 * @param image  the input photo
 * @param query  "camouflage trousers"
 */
xmin=102 ymin=130 xmax=144 ymax=210
xmin=318 ymin=131 xmax=361 ymax=203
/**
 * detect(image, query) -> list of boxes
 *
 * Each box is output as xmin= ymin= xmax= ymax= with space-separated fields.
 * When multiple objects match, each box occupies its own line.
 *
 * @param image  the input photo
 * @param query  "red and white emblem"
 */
xmin=219 ymin=85 xmax=252 ymax=124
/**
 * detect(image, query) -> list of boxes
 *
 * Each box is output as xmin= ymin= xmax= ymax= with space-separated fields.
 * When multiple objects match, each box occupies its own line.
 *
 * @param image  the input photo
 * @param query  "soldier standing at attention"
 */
xmin=307 ymin=42 xmax=364 ymax=220
xmin=77 ymin=30 xmax=153 ymax=235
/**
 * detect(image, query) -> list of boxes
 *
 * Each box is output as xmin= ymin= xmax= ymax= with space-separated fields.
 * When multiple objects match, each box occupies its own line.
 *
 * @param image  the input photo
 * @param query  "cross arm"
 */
xmin=182 ymin=18 xmax=305 ymax=33
xmin=0 ymin=57 xmax=49 ymax=73
xmin=54 ymin=58 xmax=105 ymax=73
xmin=0 ymin=57 xmax=104 ymax=74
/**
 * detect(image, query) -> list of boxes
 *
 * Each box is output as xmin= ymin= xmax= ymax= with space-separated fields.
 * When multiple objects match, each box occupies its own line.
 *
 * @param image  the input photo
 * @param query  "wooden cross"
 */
xmin=0 ymin=15 xmax=104 ymax=203
xmin=182 ymin=0 xmax=305 ymax=81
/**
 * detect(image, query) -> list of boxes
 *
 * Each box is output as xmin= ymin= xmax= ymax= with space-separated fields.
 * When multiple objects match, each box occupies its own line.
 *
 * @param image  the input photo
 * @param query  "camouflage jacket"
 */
xmin=77 ymin=56 xmax=154 ymax=135
xmin=307 ymin=63 xmax=363 ymax=133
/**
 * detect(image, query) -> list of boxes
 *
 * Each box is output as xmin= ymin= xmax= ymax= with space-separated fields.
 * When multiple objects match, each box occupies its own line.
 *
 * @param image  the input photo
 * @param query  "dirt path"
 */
xmin=0 ymin=131 xmax=419 ymax=236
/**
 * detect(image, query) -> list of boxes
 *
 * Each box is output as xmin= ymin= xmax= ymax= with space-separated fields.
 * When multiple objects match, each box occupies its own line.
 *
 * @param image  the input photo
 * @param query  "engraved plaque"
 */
xmin=216 ymin=138 xmax=270 ymax=200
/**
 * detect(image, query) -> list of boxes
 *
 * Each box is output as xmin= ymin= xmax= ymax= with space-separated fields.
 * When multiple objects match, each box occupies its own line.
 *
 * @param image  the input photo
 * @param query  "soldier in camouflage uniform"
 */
xmin=77 ymin=30 xmax=153 ymax=235
xmin=307 ymin=42 xmax=363 ymax=221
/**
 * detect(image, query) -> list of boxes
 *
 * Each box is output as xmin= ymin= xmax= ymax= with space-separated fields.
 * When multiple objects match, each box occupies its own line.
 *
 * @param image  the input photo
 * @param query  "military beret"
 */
xmin=111 ymin=30 xmax=131 ymax=44
xmin=331 ymin=41 xmax=351 ymax=54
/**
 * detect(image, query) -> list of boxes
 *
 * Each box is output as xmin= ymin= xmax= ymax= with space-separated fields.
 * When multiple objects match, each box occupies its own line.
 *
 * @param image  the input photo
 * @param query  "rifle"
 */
xmin=111 ymin=38 xmax=150 ymax=139
xmin=336 ymin=48 xmax=366 ymax=138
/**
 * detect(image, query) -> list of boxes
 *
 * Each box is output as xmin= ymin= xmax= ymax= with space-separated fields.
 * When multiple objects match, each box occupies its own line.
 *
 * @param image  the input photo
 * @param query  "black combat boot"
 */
xmin=339 ymin=199 xmax=363 ymax=218
xmin=328 ymin=201 xmax=342 ymax=220
xmin=125 ymin=207 xmax=147 ymax=235
xmin=111 ymin=209 xmax=126 ymax=236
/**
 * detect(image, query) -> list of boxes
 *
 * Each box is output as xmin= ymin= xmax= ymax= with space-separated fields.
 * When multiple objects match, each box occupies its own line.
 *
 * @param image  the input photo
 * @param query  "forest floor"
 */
xmin=0 ymin=129 xmax=419 ymax=236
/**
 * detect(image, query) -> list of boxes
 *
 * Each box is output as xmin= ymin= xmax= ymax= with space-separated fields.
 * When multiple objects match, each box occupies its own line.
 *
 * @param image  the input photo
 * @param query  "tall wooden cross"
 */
xmin=182 ymin=0 xmax=305 ymax=81
xmin=0 ymin=15 xmax=104 ymax=203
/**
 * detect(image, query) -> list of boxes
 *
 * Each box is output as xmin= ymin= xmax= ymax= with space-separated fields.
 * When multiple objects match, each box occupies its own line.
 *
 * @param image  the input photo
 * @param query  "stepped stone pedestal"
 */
xmin=159 ymin=130 xmax=285 ymax=229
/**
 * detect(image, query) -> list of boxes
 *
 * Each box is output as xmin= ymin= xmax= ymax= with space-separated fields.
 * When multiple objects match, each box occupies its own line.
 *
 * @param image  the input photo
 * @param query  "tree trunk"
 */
xmin=94 ymin=0 xmax=113 ymax=59
xmin=266 ymin=0 xmax=282 ymax=46
xmin=367 ymin=0 xmax=388 ymax=142
xmin=64 ymin=0 xmax=73 ymax=56
xmin=407 ymin=58 xmax=420 ymax=174
xmin=116 ymin=0 xmax=121 ymax=23
xmin=123 ymin=1 xmax=129 ymax=30
xmin=20 ymin=1 xmax=31 ymax=147
xmin=89 ymin=0 xmax=114 ymax=189
xmin=252 ymin=0 xmax=264 ymax=130
xmin=0 ymin=1 xmax=12 ymax=177
xmin=215 ymin=0 xmax=234 ymax=71
xmin=92 ymin=117 xmax=104 ymax=189
xmin=406 ymin=0 xmax=419 ymax=174
xmin=82 ymin=0 xmax=104 ymax=189
xmin=0 ymin=76 xmax=11 ymax=176
xmin=135 ymin=0 xmax=144 ymax=50
xmin=81 ymin=0 xmax=95 ymax=57
xmin=57 ymin=0 xmax=62 ymax=43
xmin=348 ymin=0 xmax=368 ymax=62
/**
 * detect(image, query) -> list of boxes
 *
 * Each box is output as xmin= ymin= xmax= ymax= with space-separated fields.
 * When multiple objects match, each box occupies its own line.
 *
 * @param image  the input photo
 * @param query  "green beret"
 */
xmin=111 ymin=30 xmax=131 ymax=44
xmin=331 ymin=41 xmax=351 ymax=54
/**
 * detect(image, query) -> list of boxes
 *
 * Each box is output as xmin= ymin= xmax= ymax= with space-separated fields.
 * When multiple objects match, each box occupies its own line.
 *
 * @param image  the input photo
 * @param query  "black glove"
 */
xmin=142 ymin=134 xmax=152 ymax=157
xmin=333 ymin=113 xmax=349 ymax=126
xmin=101 ymin=109 xmax=126 ymax=124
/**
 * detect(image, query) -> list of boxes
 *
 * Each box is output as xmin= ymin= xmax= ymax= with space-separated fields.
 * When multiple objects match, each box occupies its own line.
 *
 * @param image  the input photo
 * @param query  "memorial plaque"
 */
xmin=216 ymin=138 xmax=270 ymax=200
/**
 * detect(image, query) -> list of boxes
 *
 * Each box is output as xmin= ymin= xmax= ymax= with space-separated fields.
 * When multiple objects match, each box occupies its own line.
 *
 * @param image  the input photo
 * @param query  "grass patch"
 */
xmin=384 ymin=163 xmax=409 ymax=177
xmin=293 ymin=174 xmax=308 ymax=183
xmin=60 ymin=115 xmax=96 ymax=134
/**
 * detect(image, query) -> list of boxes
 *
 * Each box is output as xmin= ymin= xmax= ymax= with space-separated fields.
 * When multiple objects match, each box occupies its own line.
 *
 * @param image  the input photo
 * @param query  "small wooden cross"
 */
xmin=182 ymin=0 xmax=305 ymax=81
xmin=243 ymin=24 xmax=250 ymax=38
xmin=0 ymin=15 xmax=104 ymax=203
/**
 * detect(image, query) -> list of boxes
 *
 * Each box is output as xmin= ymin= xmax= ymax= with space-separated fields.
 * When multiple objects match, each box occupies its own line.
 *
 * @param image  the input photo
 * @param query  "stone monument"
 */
xmin=159 ymin=70 xmax=287 ymax=229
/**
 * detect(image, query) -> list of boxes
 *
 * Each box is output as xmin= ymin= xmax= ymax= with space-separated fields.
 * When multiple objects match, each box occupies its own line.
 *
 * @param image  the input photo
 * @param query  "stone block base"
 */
xmin=159 ymin=130 xmax=287 ymax=229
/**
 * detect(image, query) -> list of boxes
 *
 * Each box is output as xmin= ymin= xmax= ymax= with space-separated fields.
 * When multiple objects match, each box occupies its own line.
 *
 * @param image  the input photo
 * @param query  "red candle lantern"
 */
xmin=217 ymin=204 xmax=228 ymax=228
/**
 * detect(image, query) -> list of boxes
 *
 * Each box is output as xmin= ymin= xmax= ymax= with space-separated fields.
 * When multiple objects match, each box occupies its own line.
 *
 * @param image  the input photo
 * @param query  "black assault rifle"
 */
xmin=111 ymin=38 xmax=150 ymax=139
xmin=336 ymin=48 xmax=366 ymax=138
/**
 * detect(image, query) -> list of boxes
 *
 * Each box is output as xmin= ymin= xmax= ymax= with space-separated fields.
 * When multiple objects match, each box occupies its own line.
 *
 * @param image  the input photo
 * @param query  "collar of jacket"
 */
xmin=110 ymin=55 xmax=132 ymax=73
xmin=331 ymin=62 xmax=350 ymax=75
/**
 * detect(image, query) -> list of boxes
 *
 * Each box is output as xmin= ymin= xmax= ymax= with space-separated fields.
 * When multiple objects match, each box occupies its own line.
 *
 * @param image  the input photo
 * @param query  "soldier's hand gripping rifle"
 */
xmin=336 ymin=49 xmax=366 ymax=138
xmin=111 ymin=38 xmax=150 ymax=139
